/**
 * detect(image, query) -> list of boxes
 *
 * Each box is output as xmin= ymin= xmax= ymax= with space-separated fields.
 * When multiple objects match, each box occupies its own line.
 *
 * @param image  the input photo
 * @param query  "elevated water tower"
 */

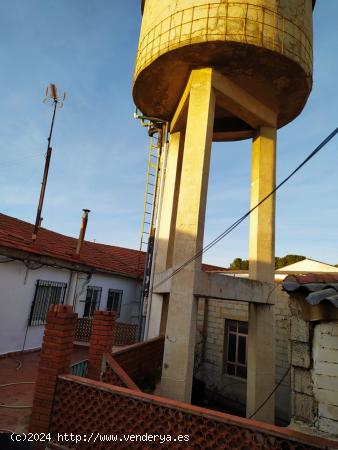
xmin=133 ymin=0 xmax=315 ymax=422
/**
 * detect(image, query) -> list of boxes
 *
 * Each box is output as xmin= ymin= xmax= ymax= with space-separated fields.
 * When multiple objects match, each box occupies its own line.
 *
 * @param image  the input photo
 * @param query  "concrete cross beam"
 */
xmin=170 ymin=69 xmax=277 ymax=137
xmin=153 ymin=269 xmax=275 ymax=304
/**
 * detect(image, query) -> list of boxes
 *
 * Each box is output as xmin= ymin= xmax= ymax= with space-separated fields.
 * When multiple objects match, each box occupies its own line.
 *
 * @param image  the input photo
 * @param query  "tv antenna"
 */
xmin=32 ymin=84 xmax=66 ymax=241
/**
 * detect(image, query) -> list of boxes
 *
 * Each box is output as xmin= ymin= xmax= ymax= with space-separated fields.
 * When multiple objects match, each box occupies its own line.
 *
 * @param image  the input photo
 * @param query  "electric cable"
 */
xmin=152 ymin=127 xmax=338 ymax=291
xmin=248 ymin=365 xmax=291 ymax=419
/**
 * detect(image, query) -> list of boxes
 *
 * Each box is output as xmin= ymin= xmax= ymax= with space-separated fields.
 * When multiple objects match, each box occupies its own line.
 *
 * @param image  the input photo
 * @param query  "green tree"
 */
xmin=229 ymin=254 xmax=306 ymax=270
xmin=230 ymin=258 xmax=249 ymax=270
xmin=275 ymin=254 xmax=306 ymax=269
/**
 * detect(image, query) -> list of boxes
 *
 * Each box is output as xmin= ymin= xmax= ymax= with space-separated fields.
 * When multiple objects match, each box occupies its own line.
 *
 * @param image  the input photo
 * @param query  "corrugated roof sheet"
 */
xmin=282 ymin=274 xmax=338 ymax=308
xmin=0 ymin=213 xmax=227 ymax=278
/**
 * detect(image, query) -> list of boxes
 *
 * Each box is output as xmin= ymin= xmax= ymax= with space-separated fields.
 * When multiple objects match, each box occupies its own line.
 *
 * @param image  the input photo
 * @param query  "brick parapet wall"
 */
xmin=101 ymin=352 xmax=140 ymax=391
xmin=113 ymin=336 xmax=165 ymax=382
xmin=29 ymin=305 xmax=77 ymax=435
xmin=88 ymin=310 xmax=116 ymax=380
xmin=75 ymin=318 xmax=137 ymax=346
xmin=49 ymin=374 xmax=336 ymax=450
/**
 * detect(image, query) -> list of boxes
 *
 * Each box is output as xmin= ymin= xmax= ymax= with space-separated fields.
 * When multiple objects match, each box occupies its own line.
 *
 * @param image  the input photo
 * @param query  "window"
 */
xmin=83 ymin=286 xmax=102 ymax=318
xmin=224 ymin=320 xmax=248 ymax=379
xmin=106 ymin=289 xmax=123 ymax=316
xmin=29 ymin=280 xmax=67 ymax=326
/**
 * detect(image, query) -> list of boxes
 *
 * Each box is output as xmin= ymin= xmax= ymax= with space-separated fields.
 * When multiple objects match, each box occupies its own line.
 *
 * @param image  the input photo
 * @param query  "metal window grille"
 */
xmin=29 ymin=280 xmax=67 ymax=326
xmin=106 ymin=289 xmax=123 ymax=316
xmin=224 ymin=320 xmax=248 ymax=379
xmin=70 ymin=359 xmax=88 ymax=377
xmin=83 ymin=286 xmax=102 ymax=318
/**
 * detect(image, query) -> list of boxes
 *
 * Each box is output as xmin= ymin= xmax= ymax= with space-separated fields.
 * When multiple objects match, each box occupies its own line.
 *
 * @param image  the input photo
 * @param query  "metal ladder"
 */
xmin=135 ymin=125 xmax=165 ymax=338
xmin=139 ymin=127 xmax=163 ymax=253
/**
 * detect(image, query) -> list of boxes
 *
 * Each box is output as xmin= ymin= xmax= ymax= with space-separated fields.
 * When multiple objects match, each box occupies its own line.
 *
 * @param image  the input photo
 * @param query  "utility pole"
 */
xmin=32 ymin=84 xmax=66 ymax=241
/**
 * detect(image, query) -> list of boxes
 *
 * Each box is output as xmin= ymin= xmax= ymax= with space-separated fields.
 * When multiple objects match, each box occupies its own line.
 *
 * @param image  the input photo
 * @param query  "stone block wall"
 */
xmin=289 ymin=294 xmax=338 ymax=438
xmin=195 ymin=284 xmax=291 ymax=423
xmin=289 ymin=295 xmax=316 ymax=428
xmin=312 ymin=322 xmax=338 ymax=435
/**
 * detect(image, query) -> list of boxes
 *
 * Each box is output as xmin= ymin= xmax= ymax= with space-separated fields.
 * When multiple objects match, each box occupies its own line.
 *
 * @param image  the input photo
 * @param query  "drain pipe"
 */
xmin=65 ymin=209 xmax=91 ymax=306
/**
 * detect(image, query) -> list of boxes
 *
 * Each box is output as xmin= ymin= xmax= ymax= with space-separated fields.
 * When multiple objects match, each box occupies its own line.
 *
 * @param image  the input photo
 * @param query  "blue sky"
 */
xmin=0 ymin=1 xmax=337 ymax=267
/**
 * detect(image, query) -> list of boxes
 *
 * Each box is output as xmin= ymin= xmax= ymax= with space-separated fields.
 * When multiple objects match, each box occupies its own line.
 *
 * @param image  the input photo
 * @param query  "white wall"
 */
xmin=313 ymin=321 xmax=338 ymax=435
xmin=0 ymin=260 xmax=69 ymax=354
xmin=0 ymin=258 xmax=141 ymax=356
xmin=73 ymin=271 xmax=141 ymax=323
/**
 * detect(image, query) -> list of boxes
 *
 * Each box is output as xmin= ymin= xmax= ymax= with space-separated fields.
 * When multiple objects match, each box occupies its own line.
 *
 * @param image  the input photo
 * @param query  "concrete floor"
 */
xmin=0 ymin=347 xmax=89 ymax=434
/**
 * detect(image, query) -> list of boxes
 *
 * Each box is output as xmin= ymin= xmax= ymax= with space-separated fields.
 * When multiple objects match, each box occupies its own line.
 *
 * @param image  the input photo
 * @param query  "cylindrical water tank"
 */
xmin=133 ymin=0 xmax=315 ymax=133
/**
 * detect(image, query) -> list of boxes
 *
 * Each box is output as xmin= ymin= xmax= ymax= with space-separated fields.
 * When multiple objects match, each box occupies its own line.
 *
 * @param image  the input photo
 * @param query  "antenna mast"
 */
xmin=32 ymin=84 xmax=66 ymax=241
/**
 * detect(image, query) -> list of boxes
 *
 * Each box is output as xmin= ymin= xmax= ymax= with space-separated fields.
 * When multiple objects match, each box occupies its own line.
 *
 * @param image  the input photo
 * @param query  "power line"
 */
xmin=248 ymin=365 xmax=291 ymax=419
xmin=153 ymin=127 xmax=338 ymax=291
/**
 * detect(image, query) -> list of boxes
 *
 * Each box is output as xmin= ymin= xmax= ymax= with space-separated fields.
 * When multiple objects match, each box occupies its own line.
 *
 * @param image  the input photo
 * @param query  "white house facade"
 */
xmin=0 ymin=213 xmax=143 ymax=355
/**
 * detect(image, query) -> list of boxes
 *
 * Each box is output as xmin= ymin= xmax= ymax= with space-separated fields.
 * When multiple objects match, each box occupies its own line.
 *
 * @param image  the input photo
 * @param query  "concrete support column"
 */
xmin=160 ymin=69 xmax=215 ymax=403
xmin=88 ymin=310 xmax=116 ymax=380
xmin=146 ymin=132 xmax=184 ymax=339
xmin=247 ymin=126 xmax=276 ymax=423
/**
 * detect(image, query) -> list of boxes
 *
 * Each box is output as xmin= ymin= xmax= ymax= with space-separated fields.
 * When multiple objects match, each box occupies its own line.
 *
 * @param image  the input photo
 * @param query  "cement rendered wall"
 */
xmin=73 ymin=271 xmax=140 ymax=325
xmin=0 ymin=258 xmax=140 ymax=355
xmin=195 ymin=284 xmax=291 ymax=424
xmin=289 ymin=297 xmax=338 ymax=438
xmin=0 ymin=260 xmax=69 ymax=355
xmin=312 ymin=322 xmax=338 ymax=435
xmin=312 ymin=322 xmax=338 ymax=436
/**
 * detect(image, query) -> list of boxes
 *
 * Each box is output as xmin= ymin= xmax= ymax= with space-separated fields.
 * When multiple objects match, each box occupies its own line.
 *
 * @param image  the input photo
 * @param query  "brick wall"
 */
xmin=88 ymin=310 xmax=116 ymax=380
xmin=75 ymin=317 xmax=137 ymax=345
xmin=113 ymin=336 xmax=164 ymax=382
xmin=29 ymin=305 xmax=77 ymax=435
xmin=101 ymin=352 xmax=140 ymax=390
xmin=48 ymin=374 xmax=335 ymax=450
xmin=195 ymin=285 xmax=291 ymax=423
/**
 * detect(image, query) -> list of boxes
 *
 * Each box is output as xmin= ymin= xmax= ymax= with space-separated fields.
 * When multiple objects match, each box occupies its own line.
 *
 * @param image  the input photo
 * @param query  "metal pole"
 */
xmin=32 ymin=98 xmax=58 ymax=241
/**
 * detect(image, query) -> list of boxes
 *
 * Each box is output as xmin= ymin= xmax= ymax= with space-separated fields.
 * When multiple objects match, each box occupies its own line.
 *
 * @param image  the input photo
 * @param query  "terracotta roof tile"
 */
xmin=0 ymin=213 xmax=145 ymax=278
xmin=0 ymin=213 xmax=228 ymax=278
